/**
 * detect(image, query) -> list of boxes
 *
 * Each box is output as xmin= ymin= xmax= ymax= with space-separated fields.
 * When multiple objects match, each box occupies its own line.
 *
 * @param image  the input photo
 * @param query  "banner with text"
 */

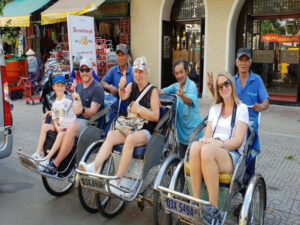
xmin=67 ymin=15 xmax=97 ymax=74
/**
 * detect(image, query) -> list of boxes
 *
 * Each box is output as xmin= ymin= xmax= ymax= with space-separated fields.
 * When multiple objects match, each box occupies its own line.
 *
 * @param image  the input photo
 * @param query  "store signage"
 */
xmin=67 ymin=15 xmax=97 ymax=74
xmin=261 ymin=33 xmax=300 ymax=43
xmin=0 ymin=16 xmax=30 ymax=27
xmin=89 ymin=3 xmax=128 ymax=17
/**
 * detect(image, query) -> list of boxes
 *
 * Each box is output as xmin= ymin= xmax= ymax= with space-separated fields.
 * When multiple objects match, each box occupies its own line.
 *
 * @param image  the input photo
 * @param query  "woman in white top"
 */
xmin=189 ymin=72 xmax=249 ymax=224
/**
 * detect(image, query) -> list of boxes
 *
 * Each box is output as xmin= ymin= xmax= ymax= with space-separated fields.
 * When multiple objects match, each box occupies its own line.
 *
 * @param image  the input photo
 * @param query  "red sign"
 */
xmin=261 ymin=33 xmax=300 ymax=43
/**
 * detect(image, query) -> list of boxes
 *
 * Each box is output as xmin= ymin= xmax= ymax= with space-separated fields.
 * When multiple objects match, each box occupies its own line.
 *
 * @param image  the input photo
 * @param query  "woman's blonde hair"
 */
xmin=213 ymin=71 xmax=241 ymax=105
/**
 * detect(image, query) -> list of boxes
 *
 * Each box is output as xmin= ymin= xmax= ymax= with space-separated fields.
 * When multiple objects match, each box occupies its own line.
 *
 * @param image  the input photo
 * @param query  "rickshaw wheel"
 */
xmin=245 ymin=177 xmax=266 ymax=225
xmin=153 ymin=159 xmax=182 ymax=225
xmin=96 ymin=157 xmax=125 ymax=218
xmin=77 ymin=143 xmax=101 ymax=213
xmin=42 ymin=170 xmax=75 ymax=196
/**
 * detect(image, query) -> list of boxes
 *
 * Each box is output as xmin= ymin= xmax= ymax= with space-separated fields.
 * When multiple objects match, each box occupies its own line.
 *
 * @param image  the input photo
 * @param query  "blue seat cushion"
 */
xmin=113 ymin=144 xmax=146 ymax=158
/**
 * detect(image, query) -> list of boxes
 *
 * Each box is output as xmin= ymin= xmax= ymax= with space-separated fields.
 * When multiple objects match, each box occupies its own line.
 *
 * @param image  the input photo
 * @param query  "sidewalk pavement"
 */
xmin=199 ymin=98 xmax=300 ymax=225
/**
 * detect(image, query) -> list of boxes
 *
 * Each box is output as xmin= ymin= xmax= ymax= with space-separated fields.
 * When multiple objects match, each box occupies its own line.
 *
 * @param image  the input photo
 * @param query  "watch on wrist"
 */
xmin=261 ymin=104 xmax=265 ymax=110
xmin=81 ymin=107 xmax=85 ymax=115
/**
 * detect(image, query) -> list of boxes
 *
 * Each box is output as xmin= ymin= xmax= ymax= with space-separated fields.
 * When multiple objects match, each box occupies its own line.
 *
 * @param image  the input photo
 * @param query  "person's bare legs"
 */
xmin=190 ymin=141 xmax=204 ymax=199
xmin=52 ymin=121 xmax=80 ymax=167
xmin=46 ymin=131 xmax=65 ymax=160
xmin=36 ymin=123 xmax=54 ymax=156
xmin=201 ymin=144 xmax=234 ymax=208
xmin=94 ymin=130 xmax=126 ymax=171
xmin=115 ymin=131 xmax=148 ymax=185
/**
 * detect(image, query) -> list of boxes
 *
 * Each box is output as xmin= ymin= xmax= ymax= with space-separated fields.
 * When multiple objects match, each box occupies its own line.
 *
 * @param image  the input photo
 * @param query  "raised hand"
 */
xmin=207 ymin=72 xmax=214 ymax=91
xmin=72 ymin=91 xmax=83 ymax=115
xmin=119 ymin=70 xmax=127 ymax=90
xmin=177 ymin=83 xmax=184 ymax=98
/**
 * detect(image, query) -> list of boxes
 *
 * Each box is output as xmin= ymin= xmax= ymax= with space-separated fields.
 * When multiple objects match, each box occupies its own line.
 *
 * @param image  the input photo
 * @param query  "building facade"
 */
xmin=130 ymin=0 xmax=300 ymax=104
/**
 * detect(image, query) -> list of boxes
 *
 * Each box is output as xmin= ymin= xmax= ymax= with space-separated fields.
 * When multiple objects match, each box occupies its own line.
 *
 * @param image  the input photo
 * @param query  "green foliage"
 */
xmin=261 ymin=20 xmax=285 ymax=35
xmin=0 ymin=0 xmax=8 ymax=16
xmin=285 ymin=155 xmax=295 ymax=161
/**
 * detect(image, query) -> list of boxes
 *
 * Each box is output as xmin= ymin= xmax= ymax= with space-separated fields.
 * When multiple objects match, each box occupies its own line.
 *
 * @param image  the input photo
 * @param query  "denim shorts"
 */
xmin=226 ymin=149 xmax=241 ymax=169
xmin=141 ymin=129 xmax=151 ymax=141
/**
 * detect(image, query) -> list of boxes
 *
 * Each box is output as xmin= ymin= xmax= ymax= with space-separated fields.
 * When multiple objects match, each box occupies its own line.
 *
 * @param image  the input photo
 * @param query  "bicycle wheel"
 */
xmin=153 ymin=158 xmax=182 ymax=225
xmin=42 ymin=170 xmax=75 ymax=196
xmin=246 ymin=177 xmax=266 ymax=225
xmin=96 ymin=157 xmax=125 ymax=218
xmin=77 ymin=143 xmax=102 ymax=213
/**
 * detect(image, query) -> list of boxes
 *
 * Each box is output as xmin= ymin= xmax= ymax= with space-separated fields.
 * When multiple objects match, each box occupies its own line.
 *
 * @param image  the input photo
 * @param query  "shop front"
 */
xmin=161 ymin=0 xmax=205 ymax=95
xmin=41 ymin=0 xmax=131 ymax=79
xmin=236 ymin=0 xmax=300 ymax=104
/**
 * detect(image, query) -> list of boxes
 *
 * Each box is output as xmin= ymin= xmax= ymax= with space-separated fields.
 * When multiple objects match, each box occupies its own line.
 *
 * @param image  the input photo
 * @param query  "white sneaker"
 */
xmin=38 ymin=159 xmax=49 ymax=171
xmin=109 ymin=180 xmax=122 ymax=196
xmin=78 ymin=162 xmax=96 ymax=173
xmin=31 ymin=152 xmax=43 ymax=160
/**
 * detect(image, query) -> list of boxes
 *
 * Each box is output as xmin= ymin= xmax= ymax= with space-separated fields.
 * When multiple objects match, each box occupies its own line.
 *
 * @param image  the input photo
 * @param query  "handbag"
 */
xmin=115 ymin=84 xmax=153 ymax=136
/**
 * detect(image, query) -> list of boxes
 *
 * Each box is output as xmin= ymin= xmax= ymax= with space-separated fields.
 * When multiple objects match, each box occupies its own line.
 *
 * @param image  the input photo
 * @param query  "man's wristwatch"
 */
xmin=81 ymin=107 xmax=85 ymax=115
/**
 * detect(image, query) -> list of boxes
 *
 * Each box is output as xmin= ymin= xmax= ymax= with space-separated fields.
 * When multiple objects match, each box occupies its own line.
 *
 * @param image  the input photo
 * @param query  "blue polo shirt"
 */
xmin=102 ymin=64 xmax=134 ymax=113
xmin=234 ymin=70 xmax=269 ymax=120
xmin=162 ymin=77 xmax=203 ymax=145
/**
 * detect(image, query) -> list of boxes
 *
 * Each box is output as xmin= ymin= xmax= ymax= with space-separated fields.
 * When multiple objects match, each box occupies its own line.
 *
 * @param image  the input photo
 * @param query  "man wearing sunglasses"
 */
xmin=44 ymin=57 xmax=104 ymax=174
xmin=101 ymin=44 xmax=134 ymax=113
xmin=207 ymin=48 xmax=269 ymax=119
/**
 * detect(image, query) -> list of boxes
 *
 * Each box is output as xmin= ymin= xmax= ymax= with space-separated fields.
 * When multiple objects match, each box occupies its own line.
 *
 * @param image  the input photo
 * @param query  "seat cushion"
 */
xmin=113 ymin=144 xmax=146 ymax=158
xmin=184 ymin=161 xmax=232 ymax=185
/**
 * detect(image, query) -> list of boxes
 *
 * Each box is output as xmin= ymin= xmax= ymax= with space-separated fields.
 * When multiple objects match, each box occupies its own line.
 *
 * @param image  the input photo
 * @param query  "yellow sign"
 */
xmin=0 ymin=16 xmax=30 ymax=27
xmin=89 ymin=2 xmax=128 ymax=17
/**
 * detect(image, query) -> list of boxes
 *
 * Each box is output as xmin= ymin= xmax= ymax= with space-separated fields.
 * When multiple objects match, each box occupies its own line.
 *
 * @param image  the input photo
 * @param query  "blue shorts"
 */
xmin=226 ymin=150 xmax=241 ymax=169
xmin=141 ymin=129 xmax=151 ymax=142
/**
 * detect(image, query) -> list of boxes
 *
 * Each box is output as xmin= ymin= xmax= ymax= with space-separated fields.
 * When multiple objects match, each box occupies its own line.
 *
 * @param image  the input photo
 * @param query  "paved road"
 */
xmin=1 ymin=98 xmax=300 ymax=225
xmin=0 ymin=99 xmax=153 ymax=225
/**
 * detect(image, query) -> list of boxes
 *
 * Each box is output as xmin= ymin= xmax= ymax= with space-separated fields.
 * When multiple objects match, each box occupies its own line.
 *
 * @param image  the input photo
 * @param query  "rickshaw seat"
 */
xmin=184 ymin=161 xmax=232 ymax=185
xmin=113 ymin=106 xmax=167 ymax=158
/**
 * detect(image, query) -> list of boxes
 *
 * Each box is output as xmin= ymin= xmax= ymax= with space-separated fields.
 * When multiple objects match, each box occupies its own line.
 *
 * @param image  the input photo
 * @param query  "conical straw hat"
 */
xmin=26 ymin=49 xmax=35 ymax=56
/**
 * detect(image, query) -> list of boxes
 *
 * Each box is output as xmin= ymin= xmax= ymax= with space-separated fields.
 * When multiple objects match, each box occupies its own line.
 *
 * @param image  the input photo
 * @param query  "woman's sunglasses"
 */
xmin=217 ymin=80 xmax=231 ymax=90
xmin=80 ymin=68 xmax=91 ymax=73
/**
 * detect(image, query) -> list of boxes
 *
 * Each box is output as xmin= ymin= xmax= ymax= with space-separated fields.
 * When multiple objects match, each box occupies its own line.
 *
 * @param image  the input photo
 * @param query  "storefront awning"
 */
xmin=41 ymin=0 xmax=105 ymax=25
xmin=0 ymin=0 xmax=51 ymax=27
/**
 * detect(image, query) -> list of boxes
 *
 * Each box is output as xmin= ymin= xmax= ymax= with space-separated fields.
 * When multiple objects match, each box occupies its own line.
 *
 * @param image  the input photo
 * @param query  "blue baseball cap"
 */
xmin=53 ymin=75 xmax=67 ymax=85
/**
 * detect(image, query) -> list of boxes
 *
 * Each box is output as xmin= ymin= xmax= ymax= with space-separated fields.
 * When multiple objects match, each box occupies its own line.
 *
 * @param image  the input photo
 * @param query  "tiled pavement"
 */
xmin=198 ymin=99 xmax=300 ymax=225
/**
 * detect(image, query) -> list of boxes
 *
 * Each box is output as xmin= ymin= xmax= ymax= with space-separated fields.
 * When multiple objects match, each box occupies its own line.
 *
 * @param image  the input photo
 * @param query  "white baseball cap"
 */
xmin=80 ymin=57 xmax=92 ymax=68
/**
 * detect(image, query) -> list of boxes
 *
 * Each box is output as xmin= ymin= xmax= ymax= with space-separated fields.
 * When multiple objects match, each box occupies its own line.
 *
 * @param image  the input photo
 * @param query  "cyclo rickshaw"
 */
xmin=17 ymin=93 xmax=118 ymax=211
xmin=153 ymin=111 xmax=266 ymax=225
xmin=75 ymin=95 xmax=179 ymax=218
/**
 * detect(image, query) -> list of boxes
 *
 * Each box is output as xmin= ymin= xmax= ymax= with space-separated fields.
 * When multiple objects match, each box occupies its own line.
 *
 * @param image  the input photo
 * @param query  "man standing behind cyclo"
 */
xmin=160 ymin=59 xmax=203 ymax=159
xmin=207 ymin=48 xmax=269 ymax=120
xmin=101 ymin=44 xmax=134 ymax=113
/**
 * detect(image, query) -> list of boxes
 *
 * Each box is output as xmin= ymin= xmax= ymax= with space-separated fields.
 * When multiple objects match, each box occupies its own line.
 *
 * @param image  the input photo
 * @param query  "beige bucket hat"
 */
xmin=26 ymin=49 xmax=35 ymax=56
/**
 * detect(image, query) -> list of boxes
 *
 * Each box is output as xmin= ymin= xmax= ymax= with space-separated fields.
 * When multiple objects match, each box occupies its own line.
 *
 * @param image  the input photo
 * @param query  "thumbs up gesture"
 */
xmin=72 ymin=91 xmax=83 ymax=115
xmin=119 ymin=71 xmax=127 ymax=90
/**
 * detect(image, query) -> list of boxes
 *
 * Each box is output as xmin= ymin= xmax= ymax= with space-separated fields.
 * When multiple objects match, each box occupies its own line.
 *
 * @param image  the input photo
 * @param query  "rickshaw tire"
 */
xmin=77 ymin=183 xmax=98 ymax=213
xmin=42 ymin=176 xmax=74 ymax=197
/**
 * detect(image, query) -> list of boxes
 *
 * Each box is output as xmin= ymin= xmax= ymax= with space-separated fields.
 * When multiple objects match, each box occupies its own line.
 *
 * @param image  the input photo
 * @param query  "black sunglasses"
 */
xmin=80 ymin=68 xmax=91 ymax=73
xmin=217 ymin=80 xmax=231 ymax=90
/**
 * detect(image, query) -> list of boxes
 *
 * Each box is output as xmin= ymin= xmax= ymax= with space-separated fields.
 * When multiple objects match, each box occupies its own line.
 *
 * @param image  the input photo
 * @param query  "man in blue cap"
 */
xmin=101 ymin=44 xmax=134 ymax=113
